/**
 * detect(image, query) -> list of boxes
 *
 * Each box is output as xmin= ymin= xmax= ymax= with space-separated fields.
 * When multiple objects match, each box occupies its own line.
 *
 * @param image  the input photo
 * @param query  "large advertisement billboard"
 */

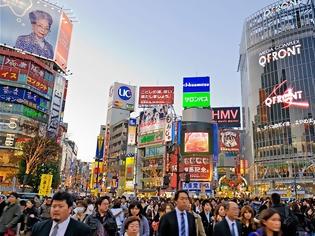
xmin=138 ymin=86 xmax=174 ymax=106
xmin=212 ymin=107 xmax=241 ymax=128
xmin=183 ymin=156 xmax=212 ymax=181
xmin=108 ymin=82 xmax=136 ymax=111
xmin=219 ymin=130 xmax=240 ymax=152
xmin=183 ymin=76 xmax=210 ymax=109
xmin=139 ymin=105 xmax=170 ymax=134
xmin=0 ymin=0 xmax=73 ymax=70
xmin=127 ymin=118 xmax=137 ymax=145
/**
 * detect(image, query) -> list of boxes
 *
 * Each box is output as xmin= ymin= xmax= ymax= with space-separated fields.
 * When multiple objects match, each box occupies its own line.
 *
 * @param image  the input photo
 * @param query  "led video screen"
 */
xmin=184 ymin=132 xmax=209 ymax=153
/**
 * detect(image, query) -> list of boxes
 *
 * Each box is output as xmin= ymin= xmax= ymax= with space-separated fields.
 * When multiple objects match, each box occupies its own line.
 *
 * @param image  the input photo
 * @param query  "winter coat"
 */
xmin=0 ymin=202 xmax=22 ymax=233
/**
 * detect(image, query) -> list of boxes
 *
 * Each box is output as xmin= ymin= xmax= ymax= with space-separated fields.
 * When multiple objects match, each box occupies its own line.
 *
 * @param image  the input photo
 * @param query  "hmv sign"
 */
xmin=211 ymin=107 xmax=241 ymax=128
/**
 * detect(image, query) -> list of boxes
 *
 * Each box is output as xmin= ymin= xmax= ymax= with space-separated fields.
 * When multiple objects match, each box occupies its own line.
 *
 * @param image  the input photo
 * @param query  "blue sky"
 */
xmin=60 ymin=0 xmax=274 ymax=161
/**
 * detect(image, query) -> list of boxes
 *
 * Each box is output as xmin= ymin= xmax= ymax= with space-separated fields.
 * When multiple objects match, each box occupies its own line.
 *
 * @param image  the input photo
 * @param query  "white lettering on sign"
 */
xmin=264 ymin=0 xmax=301 ymax=18
xmin=5 ymin=133 xmax=15 ymax=146
xmin=164 ymin=114 xmax=172 ymax=142
xmin=184 ymin=96 xmax=209 ymax=103
xmin=184 ymin=157 xmax=210 ymax=165
xmin=264 ymin=80 xmax=309 ymax=108
xmin=259 ymin=42 xmax=301 ymax=67
xmin=256 ymin=118 xmax=315 ymax=131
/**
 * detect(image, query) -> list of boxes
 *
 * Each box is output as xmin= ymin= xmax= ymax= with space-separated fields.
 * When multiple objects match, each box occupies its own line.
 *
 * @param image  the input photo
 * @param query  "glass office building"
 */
xmin=239 ymin=0 xmax=315 ymax=196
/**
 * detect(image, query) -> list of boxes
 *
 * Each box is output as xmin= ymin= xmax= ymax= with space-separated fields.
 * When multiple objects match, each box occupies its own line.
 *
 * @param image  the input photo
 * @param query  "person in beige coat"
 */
xmin=188 ymin=201 xmax=206 ymax=236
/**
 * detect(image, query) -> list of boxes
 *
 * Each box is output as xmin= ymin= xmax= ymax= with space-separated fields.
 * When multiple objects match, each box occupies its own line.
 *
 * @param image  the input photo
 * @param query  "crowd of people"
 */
xmin=0 ymin=190 xmax=314 ymax=236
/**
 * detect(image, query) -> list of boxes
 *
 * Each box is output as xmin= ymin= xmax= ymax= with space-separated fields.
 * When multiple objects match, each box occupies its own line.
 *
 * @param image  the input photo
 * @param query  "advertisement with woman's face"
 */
xmin=0 ymin=0 xmax=62 ymax=60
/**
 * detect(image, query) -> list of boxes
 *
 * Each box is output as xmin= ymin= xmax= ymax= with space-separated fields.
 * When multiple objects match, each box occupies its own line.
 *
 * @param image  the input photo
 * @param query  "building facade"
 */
xmin=239 ymin=0 xmax=315 ymax=196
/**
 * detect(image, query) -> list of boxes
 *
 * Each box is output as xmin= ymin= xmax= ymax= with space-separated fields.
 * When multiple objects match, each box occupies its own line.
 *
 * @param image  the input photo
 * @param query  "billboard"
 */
xmin=183 ymin=77 xmax=211 ymax=108
xmin=219 ymin=130 xmax=240 ymax=152
xmin=183 ymin=156 xmax=212 ymax=181
xmin=0 ymin=84 xmax=50 ymax=113
xmin=138 ymin=130 xmax=163 ymax=148
xmin=125 ymin=157 xmax=134 ymax=180
xmin=108 ymin=82 xmax=136 ymax=111
xmin=212 ymin=107 xmax=241 ymax=128
xmin=127 ymin=118 xmax=137 ymax=145
xmin=95 ymin=136 xmax=104 ymax=161
xmin=164 ymin=114 xmax=172 ymax=143
xmin=184 ymin=132 xmax=209 ymax=153
xmin=0 ymin=0 xmax=73 ymax=70
xmin=0 ymin=114 xmax=40 ymax=136
xmin=139 ymin=105 xmax=170 ymax=134
xmin=138 ymin=86 xmax=174 ymax=106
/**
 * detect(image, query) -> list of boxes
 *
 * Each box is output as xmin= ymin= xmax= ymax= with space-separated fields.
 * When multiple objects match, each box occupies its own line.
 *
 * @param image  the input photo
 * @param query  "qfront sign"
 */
xmin=264 ymin=0 xmax=301 ymax=18
xmin=259 ymin=40 xmax=301 ymax=67
xmin=264 ymin=80 xmax=309 ymax=108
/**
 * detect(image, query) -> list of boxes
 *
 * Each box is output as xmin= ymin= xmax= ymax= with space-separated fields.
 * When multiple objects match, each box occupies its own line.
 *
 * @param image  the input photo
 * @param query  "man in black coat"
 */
xmin=32 ymin=191 xmax=91 ymax=236
xmin=213 ymin=201 xmax=241 ymax=236
xmin=158 ymin=190 xmax=196 ymax=236
xmin=200 ymin=199 xmax=213 ymax=236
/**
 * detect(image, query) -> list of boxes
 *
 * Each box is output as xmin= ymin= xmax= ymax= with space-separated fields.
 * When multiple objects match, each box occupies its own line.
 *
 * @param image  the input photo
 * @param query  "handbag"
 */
xmin=4 ymin=228 xmax=16 ymax=236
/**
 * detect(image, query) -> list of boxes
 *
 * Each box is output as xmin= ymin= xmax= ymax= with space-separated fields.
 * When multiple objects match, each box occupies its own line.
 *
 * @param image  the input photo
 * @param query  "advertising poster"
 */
xmin=183 ymin=76 xmax=211 ymax=108
xmin=95 ymin=136 xmax=104 ymax=161
xmin=138 ymin=130 xmax=163 ymax=148
xmin=164 ymin=114 xmax=172 ymax=143
xmin=184 ymin=132 xmax=209 ymax=153
xmin=138 ymin=86 xmax=174 ymax=106
xmin=127 ymin=118 xmax=137 ymax=145
xmin=211 ymin=107 xmax=241 ymax=128
xmin=183 ymin=156 xmax=212 ymax=181
xmin=125 ymin=157 xmax=134 ymax=180
xmin=220 ymin=130 xmax=240 ymax=152
xmin=38 ymin=174 xmax=53 ymax=196
xmin=108 ymin=82 xmax=136 ymax=111
xmin=0 ymin=0 xmax=73 ymax=70
xmin=139 ymin=105 xmax=170 ymax=134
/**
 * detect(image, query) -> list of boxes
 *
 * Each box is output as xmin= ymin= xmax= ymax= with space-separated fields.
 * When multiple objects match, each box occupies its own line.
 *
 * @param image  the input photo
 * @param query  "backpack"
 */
xmin=282 ymin=207 xmax=298 ymax=234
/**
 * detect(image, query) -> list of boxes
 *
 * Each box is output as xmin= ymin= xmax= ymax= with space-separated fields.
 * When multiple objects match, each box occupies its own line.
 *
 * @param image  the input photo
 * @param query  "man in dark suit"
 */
xmin=158 ymin=190 xmax=196 ymax=236
xmin=32 ymin=191 xmax=91 ymax=236
xmin=200 ymin=199 xmax=213 ymax=236
xmin=213 ymin=201 xmax=241 ymax=236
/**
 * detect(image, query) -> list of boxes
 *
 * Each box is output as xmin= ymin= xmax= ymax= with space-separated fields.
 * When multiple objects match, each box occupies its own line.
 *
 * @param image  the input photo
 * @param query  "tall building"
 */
xmin=239 ymin=0 xmax=315 ymax=196
xmin=0 ymin=0 xmax=73 ymax=187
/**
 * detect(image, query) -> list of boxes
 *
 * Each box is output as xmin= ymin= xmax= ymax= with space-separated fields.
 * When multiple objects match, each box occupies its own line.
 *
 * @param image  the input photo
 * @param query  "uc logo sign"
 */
xmin=118 ymin=86 xmax=132 ymax=100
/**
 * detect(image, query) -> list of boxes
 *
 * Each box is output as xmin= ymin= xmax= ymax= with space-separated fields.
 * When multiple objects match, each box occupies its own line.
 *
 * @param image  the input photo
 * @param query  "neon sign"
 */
xmin=264 ymin=0 xmax=301 ymax=18
xmin=264 ymin=80 xmax=309 ymax=108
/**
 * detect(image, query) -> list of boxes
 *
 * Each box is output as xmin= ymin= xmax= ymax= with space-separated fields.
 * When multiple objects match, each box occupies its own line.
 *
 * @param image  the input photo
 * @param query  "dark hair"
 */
xmin=29 ymin=10 xmax=53 ymax=27
xmin=96 ymin=196 xmax=111 ymax=209
xmin=52 ymin=191 xmax=73 ymax=207
xmin=128 ymin=201 xmax=143 ymax=217
xmin=174 ymin=190 xmax=189 ymax=201
xmin=271 ymin=193 xmax=281 ymax=205
xmin=112 ymin=199 xmax=121 ymax=208
xmin=124 ymin=216 xmax=140 ymax=231
xmin=240 ymin=205 xmax=256 ymax=229
xmin=202 ymin=199 xmax=210 ymax=207
xmin=121 ymin=195 xmax=127 ymax=200
xmin=28 ymin=199 xmax=36 ymax=206
xmin=9 ymin=192 xmax=19 ymax=199
xmin=20 ymin=200 xmax=27 ymax=207
xmin=76 ymin=200 xmax=87 ymax=208
xmin=259 ymin=208 xmax=281 ymax=235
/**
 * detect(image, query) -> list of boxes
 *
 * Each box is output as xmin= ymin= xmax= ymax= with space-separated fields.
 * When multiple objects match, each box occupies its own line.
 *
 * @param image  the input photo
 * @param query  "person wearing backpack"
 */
xmin=270 ymin=193 xmax=297 ymax=236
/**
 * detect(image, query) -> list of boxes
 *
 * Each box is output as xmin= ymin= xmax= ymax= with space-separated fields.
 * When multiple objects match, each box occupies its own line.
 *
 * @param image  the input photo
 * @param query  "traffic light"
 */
xmin=163 ymin=175 xmax=170 ymax=186
xmin=185 ymin=173 xmax=190 ymax=183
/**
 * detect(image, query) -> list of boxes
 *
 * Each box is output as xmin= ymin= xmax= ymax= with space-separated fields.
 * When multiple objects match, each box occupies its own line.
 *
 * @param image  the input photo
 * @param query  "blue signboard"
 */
xmin=129 ymin=118 xmax=137 ymax=126
xmin=0 ymin=85 xmax=49 ymax=113
xmin=182 ymin=182 xmax=212 ymax=191
xmin=183 ymin=77 xmax=210 ymax=93
xmin=95 ymin=136 xmax=104 ymax=161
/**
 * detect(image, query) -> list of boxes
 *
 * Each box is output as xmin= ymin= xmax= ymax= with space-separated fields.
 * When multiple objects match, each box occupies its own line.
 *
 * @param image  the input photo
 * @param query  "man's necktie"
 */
xmin=51 ymin=224 xmax=59 ymax=236
xmin=231 ymin=222 xmax=236 ymax=236
xmin=181 ymin=212 xmax=185 ymax=236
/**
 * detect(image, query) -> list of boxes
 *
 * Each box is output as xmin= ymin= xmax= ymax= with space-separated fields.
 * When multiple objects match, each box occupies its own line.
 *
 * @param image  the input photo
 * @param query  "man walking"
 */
xmin=158 ymin=190 xmax=196 ymax=236
xmin=200 ymin=199 xmax=213 ymax=236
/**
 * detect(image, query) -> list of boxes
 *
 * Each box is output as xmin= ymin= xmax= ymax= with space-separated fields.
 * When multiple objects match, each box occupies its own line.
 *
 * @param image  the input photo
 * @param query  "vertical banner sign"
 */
xmin=164 ymin=114 xmax=172 ymax=143
xmin=125 ymin=157 xmax=135 ymax=180
xmin=127 ymin=118 xmax=137 ymax=145
xmin=38 ymin=174 xmax=53 ymax=196
xmin=183 ymin=76 xmax=210 ymax=108
xmin=95 ymin=136 xmax=104 ymax=161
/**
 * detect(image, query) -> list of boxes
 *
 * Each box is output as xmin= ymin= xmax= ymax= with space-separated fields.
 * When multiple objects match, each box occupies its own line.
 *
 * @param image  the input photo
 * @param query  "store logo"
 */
xmin=221 ymin=131 xmax=238 ymax=148
xmin=118 ymin=86 xmax=132 ymax=100
xmin=183 ymin=77 xmax=210 ymax=93
xmin=259 ymin=41 xmax=301 ymax=67
xmin=264 ymin=0 xmax=301 ymax=18
xmin=264 ymin=80 xmax=309 ymax=108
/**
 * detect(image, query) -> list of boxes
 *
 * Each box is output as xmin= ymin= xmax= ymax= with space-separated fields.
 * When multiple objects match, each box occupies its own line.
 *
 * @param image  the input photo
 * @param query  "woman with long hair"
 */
xmin=240 ymin=205 xmax=257 ymax=236
xmin=120 ymin=201 xmax=150 ymax=236
xmin=212 ymin=203 xmax=226 ymax=226
xmin=249 ymin=208 xmax=282 ymax=236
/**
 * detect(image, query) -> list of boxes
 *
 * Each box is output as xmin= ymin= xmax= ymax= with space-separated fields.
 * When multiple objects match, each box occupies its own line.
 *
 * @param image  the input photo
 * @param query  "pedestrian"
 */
xmin=31 ymin=191 xmax=91 ymax=236
xmin=249 ymin=208 xmax=281 ymax=236
xmin=123 ymin=216 xmax=141 ymax=236
xmin=212 ymin=203 xmax=225 ymax=226
xmin=0 ymin=192 xmax=22 ymax=236
xmin=151 ymin=204 xmax=166 ymax=236
xmin=270 ymin=193 xmax=297 ymax=236
xmin=85 ymin=196 xmax=117 ymax=236
xmin=72 ymin=200 xmax=88 ymax=222
xmin=20 ymin=199 xmax=40 ymax=236
xmin=200 ymin=199 xmax=213 ymax=236
xmin=85 ymin=198 xmax=95 ymax=216
xmin=188 ymin=199 xmax=206 ymax=236
xmin=213 ymin=201 xmax=242 ymax=236
xmin=158 ymin=190 xmax=197 ymax=236
xmin=120 ymin=201 xmax=150 ymax=236
xmin=39 ymin=197 xmax=52 ymax=220
xmin=0 ymin=195 xmax=6 ymax=218
xmin=240 ymin=205 xmax=256 ymax=236
xmin=111 ymin=199 xmax=125 ymax=232
xmin=164 ymin=203 xmax=174 ymax=214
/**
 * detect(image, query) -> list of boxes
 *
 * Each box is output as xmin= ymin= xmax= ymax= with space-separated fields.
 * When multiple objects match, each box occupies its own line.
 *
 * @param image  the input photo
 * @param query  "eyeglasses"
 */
xmin=35 ymin=23 xmax=50 ymax=32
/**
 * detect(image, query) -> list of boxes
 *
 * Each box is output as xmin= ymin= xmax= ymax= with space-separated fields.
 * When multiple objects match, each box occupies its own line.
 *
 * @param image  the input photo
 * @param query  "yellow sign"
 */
xmin=39 ymin=174 xmax=53 ymax=196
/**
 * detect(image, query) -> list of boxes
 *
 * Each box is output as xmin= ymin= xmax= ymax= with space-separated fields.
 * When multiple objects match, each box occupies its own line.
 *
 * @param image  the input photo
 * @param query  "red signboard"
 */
xmin=220 ymin=130 xmax=240 ymax=152
xmin=3 ymin=56 xmax=30 ymax=72
xmin=139 ymin=86 xmax=174 ymax=106
xmin=26 ymin=76 xmax=49 ymax=94
xmin=0 ymin=67 xmax=19 ymax=81
xmin=183 ymin=156 xmax=212 ymax=181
